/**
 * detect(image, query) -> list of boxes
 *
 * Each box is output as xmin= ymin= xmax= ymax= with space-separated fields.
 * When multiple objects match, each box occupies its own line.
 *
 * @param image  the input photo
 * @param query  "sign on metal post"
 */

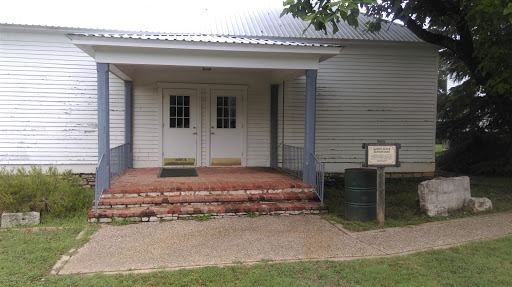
xmin=362 ymin=141 xmax=401 ymax=227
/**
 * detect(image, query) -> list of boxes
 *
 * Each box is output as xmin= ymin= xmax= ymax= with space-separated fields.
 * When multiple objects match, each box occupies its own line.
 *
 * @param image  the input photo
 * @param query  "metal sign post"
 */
xmin=362 ymin=140 xmax=401 ymax=227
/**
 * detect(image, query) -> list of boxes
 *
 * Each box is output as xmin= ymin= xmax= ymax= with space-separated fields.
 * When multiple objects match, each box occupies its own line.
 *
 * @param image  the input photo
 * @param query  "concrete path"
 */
xmin=59 ymin=213 xmax=512 ymax=275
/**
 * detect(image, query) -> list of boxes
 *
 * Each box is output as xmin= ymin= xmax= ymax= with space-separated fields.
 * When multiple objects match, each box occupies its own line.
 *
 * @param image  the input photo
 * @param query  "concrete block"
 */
xmin=465 ymin=197 xmax=492 ymax=213
xmin=418 ymin=176 xmax=470 ymax=217
xmin=1 ymin=212 xmax=40 ymax=228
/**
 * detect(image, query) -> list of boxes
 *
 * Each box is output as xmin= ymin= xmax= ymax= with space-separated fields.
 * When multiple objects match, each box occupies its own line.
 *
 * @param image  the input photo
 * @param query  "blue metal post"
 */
xmin=124 ymin=81 xmax=133 ymax=168
xmin=270 ymin=84 xmax=279 ymax=168
xmin=304 ymin=69 xmax=317 ymax=185
xmin=97 ymin=62 xmax=110 ymax=189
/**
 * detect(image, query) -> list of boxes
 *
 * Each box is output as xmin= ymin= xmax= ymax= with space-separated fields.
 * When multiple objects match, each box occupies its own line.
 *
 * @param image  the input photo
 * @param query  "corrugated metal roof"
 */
xmin=158 ymin=7 xmax=422 ymax=42
xmin=0 ymin=7 xmax=422 ymax=43
xmin=71 ymin=33 xmax=340 ymax=47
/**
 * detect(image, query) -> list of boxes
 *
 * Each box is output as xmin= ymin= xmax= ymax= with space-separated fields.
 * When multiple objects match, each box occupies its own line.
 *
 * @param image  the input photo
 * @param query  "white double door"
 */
xmin=162 ymin=87 xmax=245 ymax=166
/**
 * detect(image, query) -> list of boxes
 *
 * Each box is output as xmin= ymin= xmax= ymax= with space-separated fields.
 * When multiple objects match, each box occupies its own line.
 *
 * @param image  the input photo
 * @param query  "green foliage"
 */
xmin=246 ymin=211 xmax=259 ymax=218
xmin=191 ymin=214 xmax=212 ymax=221
xmin=282 ymin=0 xmax=512 ymax=98
xmin=436 ymin=48 xmax=512 ymax=175
xmin=110 ymin=217 xmax=133 ymax=226
xmin=437 ymin=132 xmax=512 ymax=175
xmin=0 ymin=167 xmax=93 ymax=218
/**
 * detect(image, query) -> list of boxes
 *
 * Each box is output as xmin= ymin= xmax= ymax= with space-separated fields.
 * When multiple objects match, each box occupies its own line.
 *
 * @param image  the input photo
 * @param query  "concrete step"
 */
xmin=88 ymin=201 xmax=325 ymax=223
xmin=95 ymin=192 xmax=319 ymax=209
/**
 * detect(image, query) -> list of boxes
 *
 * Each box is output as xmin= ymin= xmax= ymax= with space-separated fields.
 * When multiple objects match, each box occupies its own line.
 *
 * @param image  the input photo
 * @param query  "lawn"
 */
xmin=324 ymin=175 xmax=512 ymax=231
xmin=1 ymin=221 xmax=512 ymax=286
xmin=1 ymin=173 xmax=511 ymax=286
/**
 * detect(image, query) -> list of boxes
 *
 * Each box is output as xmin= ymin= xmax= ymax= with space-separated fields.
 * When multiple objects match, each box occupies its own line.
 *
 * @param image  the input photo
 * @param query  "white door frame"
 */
xmin=157 ymin=83 xmax=248 ymax=167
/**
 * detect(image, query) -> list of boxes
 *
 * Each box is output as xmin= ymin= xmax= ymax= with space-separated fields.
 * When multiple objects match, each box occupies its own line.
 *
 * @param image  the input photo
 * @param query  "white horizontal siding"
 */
xmin=246 ymin=86 xmax=270 ymax=167
xmin=278 ymin=44 xmax=437 ymax=173
xmin=0 ymin=31 xmax=125 ymax=172
xmin=132 ymin=85 xmax=160 ymax=167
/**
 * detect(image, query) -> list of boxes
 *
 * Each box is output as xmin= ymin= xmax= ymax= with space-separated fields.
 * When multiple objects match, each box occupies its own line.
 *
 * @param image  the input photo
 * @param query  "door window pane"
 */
xmin=169 ymin=95 xmax=190 ymax=129
xmin=216 ymin=96 xmax=236 ymax=129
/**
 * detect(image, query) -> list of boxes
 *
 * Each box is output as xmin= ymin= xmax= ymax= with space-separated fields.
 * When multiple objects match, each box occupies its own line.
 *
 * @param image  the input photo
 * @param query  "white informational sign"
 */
xmin=368 ymin=145 xmax=397 ymax=166
xmin=363 ymin=143 xmax=401 ymax=167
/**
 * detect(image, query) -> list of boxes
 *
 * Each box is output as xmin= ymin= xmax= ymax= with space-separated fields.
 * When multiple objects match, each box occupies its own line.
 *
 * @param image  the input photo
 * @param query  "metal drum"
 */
xmin=344 ymin=168 xmax=377 ymax=222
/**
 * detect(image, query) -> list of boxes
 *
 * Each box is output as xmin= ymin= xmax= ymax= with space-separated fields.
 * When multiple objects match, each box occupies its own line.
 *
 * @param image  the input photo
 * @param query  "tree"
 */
xmin=282 ymin=0 xmax=512 ymax=98
xmin=435 ymin=49 xmax=512 ymax=175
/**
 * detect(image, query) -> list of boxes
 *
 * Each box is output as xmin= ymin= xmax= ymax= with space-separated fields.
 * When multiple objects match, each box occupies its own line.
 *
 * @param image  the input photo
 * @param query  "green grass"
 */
xmin=435 ymin=144 xmax=444 ymax=158
xmin=325 ymin=176 xmax=512 ymax=232
xmin=435 ymin=144 xmax=443 ymax=153
xmin=2 ymin=223 xmax=512 ymax=286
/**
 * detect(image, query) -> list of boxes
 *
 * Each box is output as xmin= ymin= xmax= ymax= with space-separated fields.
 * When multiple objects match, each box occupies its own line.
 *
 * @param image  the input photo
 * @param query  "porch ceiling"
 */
xmin=68 ymin=34 xmax=342 ymax=72
xmin=110 ymin=63 xmax=309 ymax=84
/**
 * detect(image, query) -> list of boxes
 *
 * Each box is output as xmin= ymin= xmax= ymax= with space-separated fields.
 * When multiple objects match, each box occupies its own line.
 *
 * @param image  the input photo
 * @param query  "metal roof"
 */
xmin=71 ymin=33 xmax=340 ymax=47
xmin=179 ymin=7 xmax=422 ymax=42
xmin=0 ymin=7 xmax=422 ymax=43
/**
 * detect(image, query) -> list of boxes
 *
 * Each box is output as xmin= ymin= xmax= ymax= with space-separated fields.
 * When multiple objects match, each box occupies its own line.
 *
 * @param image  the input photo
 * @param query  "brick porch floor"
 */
xmin=90 ymin=167 xmax=323 ymax=223
xmin=107 ymin=167 xmax=310 ymax=194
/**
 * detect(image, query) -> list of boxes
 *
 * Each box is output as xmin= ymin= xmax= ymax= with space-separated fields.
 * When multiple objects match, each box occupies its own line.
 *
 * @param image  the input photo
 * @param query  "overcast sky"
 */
xmin=0 ymin=0 xmax=285 ymax=32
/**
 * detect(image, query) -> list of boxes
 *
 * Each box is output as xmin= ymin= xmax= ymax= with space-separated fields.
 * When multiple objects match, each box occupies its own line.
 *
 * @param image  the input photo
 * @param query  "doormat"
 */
xmin=158 ymin=168 xmax=198 ymax=178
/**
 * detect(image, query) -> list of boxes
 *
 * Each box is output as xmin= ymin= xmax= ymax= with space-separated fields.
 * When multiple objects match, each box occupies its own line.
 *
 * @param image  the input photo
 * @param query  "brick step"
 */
xmin=88 ymin=201 xmax=325 ymax=223
xmin=100 ymin=187 xmax=313 ymax=198
xmin=95 ymin=192 xmax=319 ymax=209
xmin=103 ymin=182 xmax=311 ymax=194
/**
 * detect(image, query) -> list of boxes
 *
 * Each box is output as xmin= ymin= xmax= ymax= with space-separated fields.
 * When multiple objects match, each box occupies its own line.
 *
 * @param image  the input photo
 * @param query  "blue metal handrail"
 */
xmin=110 ymin=143 xmax=130 ymax=180
xmin=95 ymin=143 xmax=131 ymax=213
xmin=282 ymin=144 xmax=304 ymax=179
xmin=94 ymin=154 xmax=109 ymax=213
xmin=282 ymin=144 xmax=325 ymax=206
xmin=311 ymin=153 xmax=325 ymax=206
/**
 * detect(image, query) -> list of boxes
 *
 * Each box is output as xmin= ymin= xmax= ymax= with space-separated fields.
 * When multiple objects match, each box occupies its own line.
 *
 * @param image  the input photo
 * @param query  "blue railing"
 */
xmin=94 ymin=143 xmax=131 ymax=213
xmin=311 ymin=153 xmax=325 ymax=206
xmin=94 ymin=154 xmax=109 ymax=213
xmin=110 ymin=143 xmax=130 ymax=180
xmin=282 ymin=144 xmax=325 ymax=206
xmin=282 ymin=144 xmax=304 ymax=178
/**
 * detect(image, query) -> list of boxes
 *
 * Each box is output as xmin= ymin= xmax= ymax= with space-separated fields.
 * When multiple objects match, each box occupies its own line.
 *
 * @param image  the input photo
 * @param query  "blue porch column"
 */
xmin=303 ymin=69 xmax=317 ymax=185
xmin=270 ymin=84 xmax=279 ymax=168
xmin=124 ymin=81 xmax=133 ymax=168
xmin=97 ymin=62 xmax=110 ymax=189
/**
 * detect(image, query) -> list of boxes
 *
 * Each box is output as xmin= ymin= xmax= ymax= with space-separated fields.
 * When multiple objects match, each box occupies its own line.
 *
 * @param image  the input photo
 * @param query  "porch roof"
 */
xmin=68 ymin=33 xmax=342 ymax=72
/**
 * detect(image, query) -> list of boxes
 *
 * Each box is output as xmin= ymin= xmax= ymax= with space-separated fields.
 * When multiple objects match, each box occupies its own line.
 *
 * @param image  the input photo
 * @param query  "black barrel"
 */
xmin=344 ymin=168 xmax=377 ymax=222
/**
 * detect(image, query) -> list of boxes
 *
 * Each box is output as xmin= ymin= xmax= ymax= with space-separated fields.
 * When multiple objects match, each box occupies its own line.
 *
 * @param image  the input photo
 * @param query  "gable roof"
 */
xmin=0 ymin=7 xmax=421 ymax=43
xmin=68 ymin=34 xmax=340 ymax=47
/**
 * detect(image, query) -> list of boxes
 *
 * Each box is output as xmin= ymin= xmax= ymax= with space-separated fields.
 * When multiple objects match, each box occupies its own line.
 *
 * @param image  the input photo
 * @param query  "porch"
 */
xmin=69 ymin=33 xmax=340 ymax=220
xmin=88 ymin=167 xmax=324 ymax=222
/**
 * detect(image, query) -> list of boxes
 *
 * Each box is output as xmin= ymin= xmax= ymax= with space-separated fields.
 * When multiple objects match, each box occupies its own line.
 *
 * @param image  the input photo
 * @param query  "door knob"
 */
xmin=193 ymin=132 xmax=197 ymax=135
xmin=211 ymin=132 xmax=215 ymax=135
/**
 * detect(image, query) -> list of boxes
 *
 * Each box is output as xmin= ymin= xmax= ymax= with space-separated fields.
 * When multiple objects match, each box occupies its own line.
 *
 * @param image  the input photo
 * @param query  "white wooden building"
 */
xmin=0 ymin=7 xmax=437 ymax=180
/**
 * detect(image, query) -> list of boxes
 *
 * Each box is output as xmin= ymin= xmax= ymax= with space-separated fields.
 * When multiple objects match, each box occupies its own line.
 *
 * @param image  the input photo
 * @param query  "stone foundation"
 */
xmin=88 ymin=209 xmax=325 ymax=223
xmin=75 ymin=173 xmax=95 ymax=188
xmin=324 ymin=171 xmax=435 ymax=183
